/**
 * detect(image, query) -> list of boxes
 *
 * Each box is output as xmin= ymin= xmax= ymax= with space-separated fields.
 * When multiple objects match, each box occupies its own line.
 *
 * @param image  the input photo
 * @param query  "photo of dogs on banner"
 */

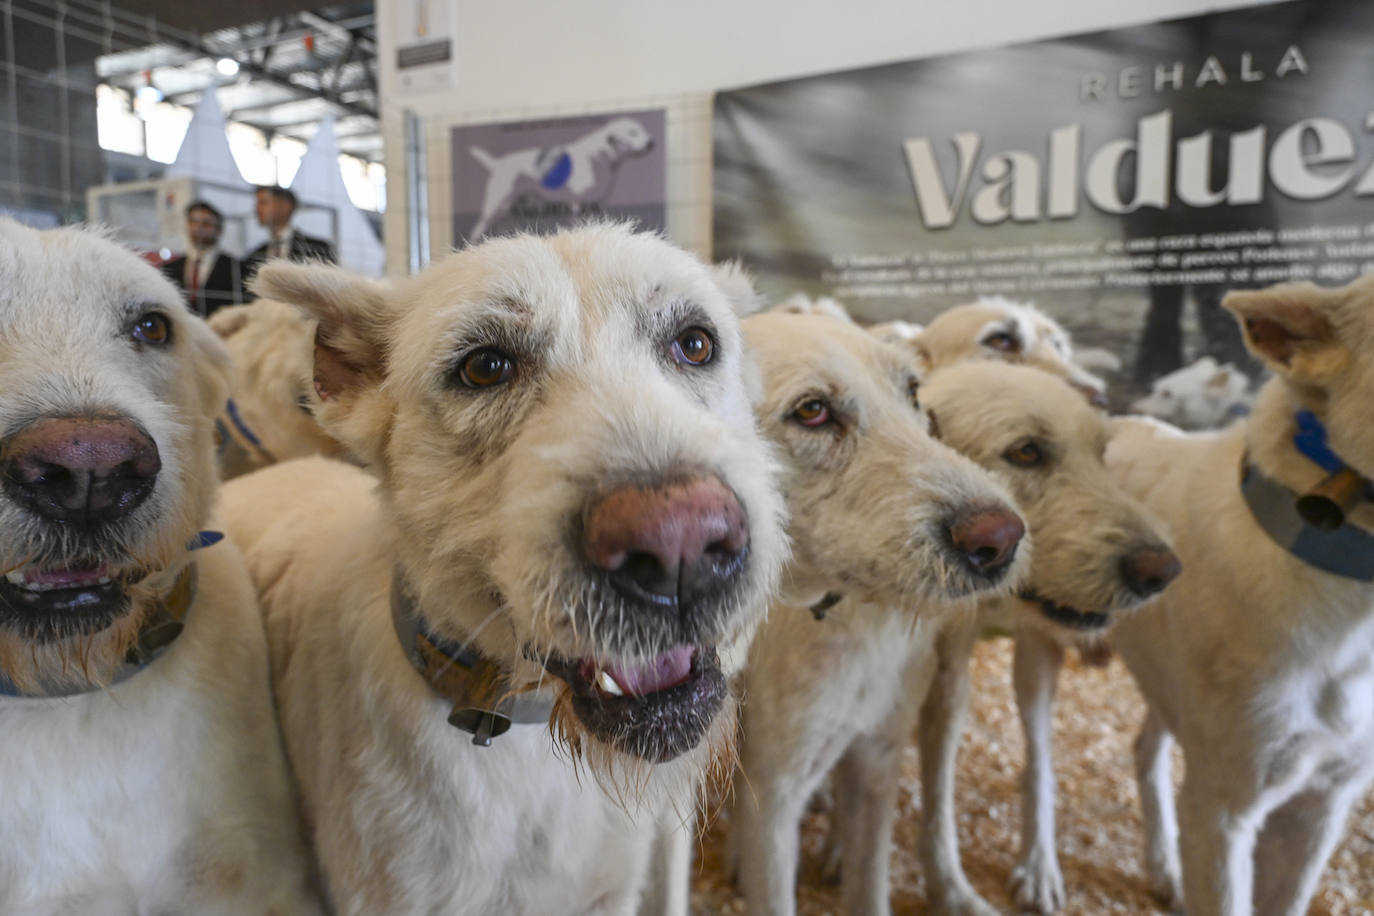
xmin=466 ymin=116 xmax=655 ymax=239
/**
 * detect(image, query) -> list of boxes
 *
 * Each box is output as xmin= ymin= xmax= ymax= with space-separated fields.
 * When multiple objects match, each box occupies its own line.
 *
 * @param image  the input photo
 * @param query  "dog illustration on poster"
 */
xmin=465 ymin=116 xmax=656 ymax=240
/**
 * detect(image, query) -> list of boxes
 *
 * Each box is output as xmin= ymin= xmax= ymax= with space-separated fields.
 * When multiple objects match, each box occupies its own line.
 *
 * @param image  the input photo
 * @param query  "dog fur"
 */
xmin=0 ymin=219 xmax=319 ymax=914
xmin=906 ymin=299 xmax=1140 ymax=913
xmin=1106 ymin=274 xmax=1374 ymax=916
xmin=913 ymin=297 xmax=1110 ymax=407
xmin=1130 ymin=354 xmax=1254 ymax=430
xmin=894 ymin=362 xmax=1178 ymax=916
xmin=216 ymin=224 xmax=787 ymax=915
xmin=467 ymin=117 xmax=655 ymax=240
xmin=727 ymin=312 xmax=1031 ymax=916
xmin=208 ymin=300 xmax=344 ymax=478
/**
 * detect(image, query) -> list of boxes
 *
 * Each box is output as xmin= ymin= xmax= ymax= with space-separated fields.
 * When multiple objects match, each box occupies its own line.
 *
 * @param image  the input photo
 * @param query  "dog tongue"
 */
xmin=22 ymin=564 xmax=109 ymax=587
xmin=606 ymin=646 xmax=694 ymax=696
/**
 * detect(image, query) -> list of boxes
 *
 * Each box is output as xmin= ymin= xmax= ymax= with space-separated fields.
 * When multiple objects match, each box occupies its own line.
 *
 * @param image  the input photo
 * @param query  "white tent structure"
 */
xmin=291 ymin=117 xmax=385 ymax=277
xmin=164 ymin=90 xmax=261 ymax=258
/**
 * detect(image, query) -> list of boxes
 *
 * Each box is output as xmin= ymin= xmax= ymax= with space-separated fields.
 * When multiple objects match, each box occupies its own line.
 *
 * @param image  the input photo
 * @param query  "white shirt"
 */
xmin=268 ymin=229 xmax=295 ymax=260
xmin=185 ymin=246 xmax=218 ymax=289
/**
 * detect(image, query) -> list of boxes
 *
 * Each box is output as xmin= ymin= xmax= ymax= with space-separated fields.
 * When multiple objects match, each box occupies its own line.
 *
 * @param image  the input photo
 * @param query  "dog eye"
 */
xmin=458 ymin=348 xmax=515 ymax=388
xmin=1004 ymin=439 xmax=1044 ymax=468
xmin=791 ymin=398 xmax=831 ymax=427
xmin=907 ymin=378 xmax=921 ymax=409
xmin=131 ymin=312 xmax=171 ymax=346
xmin=671 ymin=327 xmax=715 ymax=366
xmin=296 ymin=393 xmax=314 ymax=415
xmin=983 ymin=331 xmax=1019 ymax=353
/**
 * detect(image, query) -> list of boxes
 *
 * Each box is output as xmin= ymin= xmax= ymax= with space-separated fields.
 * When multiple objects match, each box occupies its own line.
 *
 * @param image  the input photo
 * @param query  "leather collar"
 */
xmin=1240 ymin=456 xmax=1374 ymax=582
xmin=390 ymin=569 xmax=555 ymax=746
xmin=0 ymin=561 xmax=198 ymax=698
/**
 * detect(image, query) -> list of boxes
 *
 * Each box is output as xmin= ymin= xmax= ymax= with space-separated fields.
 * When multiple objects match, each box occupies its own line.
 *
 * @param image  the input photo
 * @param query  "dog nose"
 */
xmin=583 ymin=477 xmax=749 ymax=607
xmin=1 ymin=417 xmax=161 ymax=527
xmin=948 ymin=507 xmax=1025 ymax=577
xmin=1120 ymin=546 xmax=1182 ymax=598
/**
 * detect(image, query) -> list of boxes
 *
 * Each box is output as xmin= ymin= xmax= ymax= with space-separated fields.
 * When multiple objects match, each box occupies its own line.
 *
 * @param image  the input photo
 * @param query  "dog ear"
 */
xmin=252 ymin=262 xmax=396 ymax=468
xmin=1223 ymin=283 xmax=1347 ymax=382
xmin=252 ymin=263 xmax=391 ymax=400
xmin=711 ymin=261 xmax=765 ymax=317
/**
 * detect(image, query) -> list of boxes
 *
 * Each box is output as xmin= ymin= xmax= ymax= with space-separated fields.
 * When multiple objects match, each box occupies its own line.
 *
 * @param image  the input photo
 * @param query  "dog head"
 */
xmin=255 ymin=224 xmax=786 ymax=771
xmin=1225 ymin=274 xmax=1374 ymax=483
xmin=921 ymin=362 xmax=1179 ymax=638
xmin=600 ymin=117 xmax=654 ymax=157
xmin=208 ymin=300 xmax=345 ymax=478
xmin=0 ymin=220 xmax=230 ymax=690
xmin=1129 ymin=356 xmax=1252 ymax=430
xmin=914 ymin=298 xmax=1109 ymax=406
xmin=743 ymin=311 xmax=1027 ymax=612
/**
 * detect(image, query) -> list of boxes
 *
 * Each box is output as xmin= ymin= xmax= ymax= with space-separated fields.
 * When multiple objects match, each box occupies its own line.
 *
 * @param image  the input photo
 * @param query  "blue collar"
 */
xmin=0 ymin=533 xmax=222 ymax=698
xmin=1240 ymin=458 xmax=1374 ymax=582
xmin=390 ymin=569 xmax=554 ymax=746
xmin=217 ymin=398 xmax=275 ymax=463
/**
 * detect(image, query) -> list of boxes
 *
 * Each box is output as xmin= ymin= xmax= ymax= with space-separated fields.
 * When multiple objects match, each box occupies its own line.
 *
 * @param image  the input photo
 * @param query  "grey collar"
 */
xmin=1240 ymin=457 xmax=1374 ymax=582
xmin=0 ymin=562 xmax=197 ymax=698
xmin=390 ymin=569 xmax=555 ymax=746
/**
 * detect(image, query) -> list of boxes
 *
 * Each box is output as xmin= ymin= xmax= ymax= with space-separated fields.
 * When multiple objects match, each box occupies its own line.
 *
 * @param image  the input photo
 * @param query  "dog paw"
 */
xmin=1009 ymin=847 xmax=1066 ymax=913
xmin=1145 ymin=863 xmax=1183 ymax=912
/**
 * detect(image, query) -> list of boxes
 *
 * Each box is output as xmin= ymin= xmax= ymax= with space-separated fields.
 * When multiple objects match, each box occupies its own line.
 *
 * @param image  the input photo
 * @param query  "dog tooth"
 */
xmin=4 ymin=570 xmax=25 ymax=586
xmin=97 ymin=576 xmax=112 ymax=585
xmin=597 ymin=670 xmax=624 ymax=696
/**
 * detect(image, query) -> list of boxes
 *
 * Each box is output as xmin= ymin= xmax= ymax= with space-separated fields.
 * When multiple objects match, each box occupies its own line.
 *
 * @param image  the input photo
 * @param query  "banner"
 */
xmin=713 ymin=0 xmax=1374 ymax=403
xmin=451 ymin=109 xmax=666 ymax=246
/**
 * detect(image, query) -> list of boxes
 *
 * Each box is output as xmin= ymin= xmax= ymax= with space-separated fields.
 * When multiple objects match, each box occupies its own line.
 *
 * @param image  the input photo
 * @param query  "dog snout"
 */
xmin=1 ymin=417 xmax=161 ymax=527
xmin=947 ymin=507 xmax=1025 ymax=578
xmin=1120 ymin=545 xmax=1182 ymax=598
xmin=583 ymin=477 xmax=749 ymax=608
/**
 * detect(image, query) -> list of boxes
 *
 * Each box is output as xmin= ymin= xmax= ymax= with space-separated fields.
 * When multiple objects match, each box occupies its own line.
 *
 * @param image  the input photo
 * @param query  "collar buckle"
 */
xmin=392 ymin=570 xmax=554 ymax=745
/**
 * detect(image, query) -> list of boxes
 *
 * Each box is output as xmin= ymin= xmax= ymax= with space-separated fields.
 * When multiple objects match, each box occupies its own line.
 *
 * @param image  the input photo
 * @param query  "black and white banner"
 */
xmin=713 ymin=0 xmax=1374 ymax=394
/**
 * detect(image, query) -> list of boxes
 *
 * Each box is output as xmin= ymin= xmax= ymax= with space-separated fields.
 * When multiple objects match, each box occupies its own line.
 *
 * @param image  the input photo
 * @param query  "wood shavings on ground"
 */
xmin=691 ymin=637 xmax=1374 ymax=914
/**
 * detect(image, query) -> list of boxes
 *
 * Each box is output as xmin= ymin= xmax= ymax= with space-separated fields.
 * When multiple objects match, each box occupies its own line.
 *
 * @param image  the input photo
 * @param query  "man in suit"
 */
xmin=243 ymin=185 xmax=336 ymax=281
xmin=161 ymin=200 xmax=245 ymax=318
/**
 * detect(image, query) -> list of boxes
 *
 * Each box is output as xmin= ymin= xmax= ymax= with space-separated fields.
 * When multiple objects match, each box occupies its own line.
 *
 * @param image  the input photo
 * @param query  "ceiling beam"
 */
xmin=156 ymin=32 xmax=377 ymax=121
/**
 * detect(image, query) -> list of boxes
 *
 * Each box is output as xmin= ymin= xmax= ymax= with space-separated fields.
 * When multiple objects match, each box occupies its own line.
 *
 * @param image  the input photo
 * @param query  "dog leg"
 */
xmin=638 ymin=811 xmax=693 ymax=916
xmin=1134 ymin=707 xmax=1182 ymax=909
xmin=735 ymin=779 xmax=807 ymax=916
xmin=918 ymin=621 xmax=999 ymax=916
xmin=1009 ymin=627 xmax=1067 ymax=914
xmin=1177 ymin=775 xmax=1263 ymax=916
xmin=1251 ymin=778 xmax=1366 ymax=916
xmin=829 ymin=725 xmax=908 ymax=916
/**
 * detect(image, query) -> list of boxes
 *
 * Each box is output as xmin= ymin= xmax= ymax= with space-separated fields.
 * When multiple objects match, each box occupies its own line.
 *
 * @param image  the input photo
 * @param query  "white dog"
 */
xmin=217 ymin=224 xmax=787 ymax=914
xmin=900 ymin=362 xmax=1178 ymax=916
xmin=729 ymin=312 xmax=1030 ymax=916
xmin=0 ymin=220 xmax=319 ymax=914
xmin=1107 ymin=274 xmax=1374 ymax=916
xmin=1130 ymin=354 xmax=1254 ymax=430
xmin=467 ymin=116 xmax=655 ymax=239
xmin=898 ymin=298 xmax=1128 ymax=913
xmin=208 ymin=300 xmax=345 ymax=478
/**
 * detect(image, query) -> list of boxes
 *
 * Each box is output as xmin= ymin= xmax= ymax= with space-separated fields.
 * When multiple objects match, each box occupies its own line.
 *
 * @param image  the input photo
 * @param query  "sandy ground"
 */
xmin=690 ymin=638 xmax=1374 ymax=915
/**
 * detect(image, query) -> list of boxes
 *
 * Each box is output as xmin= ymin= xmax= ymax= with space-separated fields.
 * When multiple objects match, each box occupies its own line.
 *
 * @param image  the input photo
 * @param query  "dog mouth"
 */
xmin=1018 ymin=588 xmax=1110 ymax=631
xmin=543 ymin=645 xmax=726 ymax=764
xmin=0 ymin=562 xmax=139 ymax=641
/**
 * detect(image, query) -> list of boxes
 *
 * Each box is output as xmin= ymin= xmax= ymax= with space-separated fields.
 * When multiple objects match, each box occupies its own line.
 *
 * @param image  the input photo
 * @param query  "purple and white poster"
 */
xmin=713 ymin=0 xmax=1374 ymax=413
xmin=451 ymin=109 xmax=666 ymax=246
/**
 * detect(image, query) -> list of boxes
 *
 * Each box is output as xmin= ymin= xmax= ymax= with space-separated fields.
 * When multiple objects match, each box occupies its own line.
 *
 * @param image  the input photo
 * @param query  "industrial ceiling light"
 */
xmin=216 ymin=57 xmax=240 ymax=77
